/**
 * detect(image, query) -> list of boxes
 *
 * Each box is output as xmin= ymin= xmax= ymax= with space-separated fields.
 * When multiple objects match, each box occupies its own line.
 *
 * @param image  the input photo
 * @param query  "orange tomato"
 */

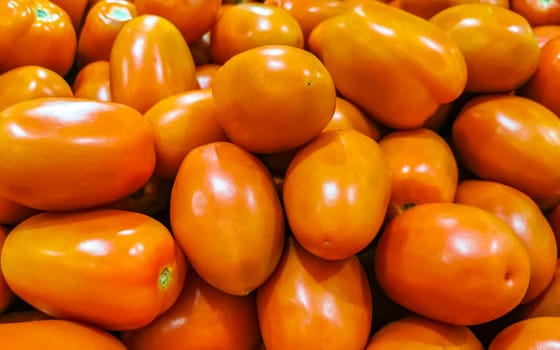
xmin=194 ymin=63 xmax=220 ymax=89
xmin=0 ymin=226 xmax=11 ymax=314
xmin=365 ymin=315 xmax=484 ymax=349
xmin=378 ymin=128 xmax=458 ymax=219
xmin=452 ymin=95 xmax=560 ymax=201
xmin=308 ymin=1 xmax=467 ymax=129
xmin=170 ymin=142 xmax=285 ymax=296
xmin=210 ymin=3 xmax=304 ymax=64
xmin=72 ymin=60 xmax=112 ymax=102
xmin=145 ymin=89 xmax=228 ymax=179
xmin=1 ymin=209 xmax=187 ymax=330
xmin=511 ymin=0 xmax=560 ymax=26
xmin=189 ymin=31 xmax=211 ymax=66
xmin=0 ymin=98 xmax=156 ymax=211
xmin=283 ymin=129 xmax=391 ymax=260
xmin=522 ymin=260 xmax=560 ymax=318
xmin=322 ymin=97 xmax=383 ymax=140
xmin=0 ymin=0 xmax=76 ymax=77
xmin=110 ymin=14 xmax=197 ymax=113
xmin=0 ymin=65 xmax=73 ymax=112
xmin=257 ymin=237 xmax=372 ymax=350
xmin=374 ymin=202 xmax=531 ymax=325
xmin=430 ymin=4 xmax=540 ymax=93
xmin=393 ymin=0 xmax=509 ymax=19
xmin=121 ymin=269 xmax=261 ymax=350
xmin=549 ymin=204 xmax=560 ymax=256
xmin=0 ymin=196 xmax=40 ymax=226
xmin=50 ymin=0 xmax=88 ymax=29
xmin=0 ymin=319 xmax=127 ymax=349
xmin=455 ymin=180 xmax=557 ymax=304
xmin=77 ymin=0 xmax=137 ymax=67
xmin=212 ymin=45 xmax=336 ymax=153
xmin=532 ymin=24 xmax=560 ymax=48
xmin=488 ymin=316 xmax=560 ymax=349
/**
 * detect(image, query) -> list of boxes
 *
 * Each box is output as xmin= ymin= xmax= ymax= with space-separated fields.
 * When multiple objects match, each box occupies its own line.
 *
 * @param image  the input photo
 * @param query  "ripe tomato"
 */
xmin=522 ymin=259 xmax=560 ymax=318
xmin=511 ymin=0 xmax=560 ymax=26
xmin=50 ymin=0 xmax=88 ymax=30
xmin=194 ymin=63 xmax=220 ymax=89
xmin=532 ymin=24 xmax=560 ymax=48
xmin=121 ymin=269 xmax=261 ymax=350
xmin=322 ymin=97 xmax=383 ymax=140
xmin=374 ymin=203 xmax=531 ymax=325
xmin=365 ymin=315 xmax=484 ymax=349
xmin=170 ymin=142 xmax=285 ymax=296
xmin=548 ymin=204 xmax=560 ymax=256
xmin=283 ymin=129 xmax=391 ymax=260
xmin=110 ymin=14 xmax=197 ymax=113
xmin=1 ymin=209 xmax=187 ymax=330
xmin=0 ymin=65 xmax=73 ymax=112
xmin=0 ymin=197 xmax=40 ymax=226
xmin=308 ymin=1 xmax=467 ymax=129
xmin=210 ymin=3 xmax=304 ymax=64
xmin=77 ymin=0 xmax=137 ymax=67
xmin=488 ymin=316 xmax=560 ymax=349
xmin=212 ymin=45 xmax=336 ymax=153
xmin=455 ymin=180 xmax=557 ymax=304
xmin=0 ymin=98 xmax=156 ymax=211
xmin=72 ymin=60 xmax=111 ymax=102
xmin=0 ymin=0 xmax=76 ymax=77
xmin=392 ymin=0 xmax=509 ymax=19
xmin=430 ymin=4 xmax=539 ymax=93
xmin=0 ymin=320 xmax=127 ymax=349
xmin=0 ymin=226 xmax=11 ymax=314
xmin=145 ymin=89 xmax=228 ymax=179
xmin=378 ymin=128 xmax=458 ymax=219
xmin=452 ymin=95 xmax=560 ymax=201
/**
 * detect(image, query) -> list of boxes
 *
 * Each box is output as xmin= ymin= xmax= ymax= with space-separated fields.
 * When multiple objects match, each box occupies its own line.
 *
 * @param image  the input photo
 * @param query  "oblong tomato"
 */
xmin=393 ymin=0 xmax=509 ymax=19
xmin=0 ymin=320 xmax=127 ymax=349
xmin=1 ymin=209 xmax=187 ymax=331
xmin=257 ymin=237 xmax=372 ymax=350
xmin=283 ymin=129 xmax=391 ymax=260
xmin=170 ymin=142 xmax=285 ymax=296
xmin=0 ymin=98 xmax=156 ymax=211
xmin=322 ymin=97 xmax=383 ymax=140
xmin=511 ymin=0 xmax=560 ymax=26
xmin=374 ymin=202 xmax=531 ymax=325
xmin=110 ymin=14 xmax=197 ymax=113
xmin=532 ymin=24 xmax=560 ymax=48
xmin=452 ymin=95 xmax=560 ymax=200
xmin=488 ymin=316 xmax=560 ymax=349
xmin=72 ymin=60 xmax=112 ymax=102
xmin=50 ymin=0 xmax=88 ymax=30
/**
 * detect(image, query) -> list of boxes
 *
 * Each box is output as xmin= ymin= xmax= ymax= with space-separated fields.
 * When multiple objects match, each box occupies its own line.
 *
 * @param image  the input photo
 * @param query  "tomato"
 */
xmin=121 ymin=269 xmax=261 ymax=350
xmin=455 ymin=180 xmax=557 ymax=304
xmin=194 ymin=63 xmax=220 ymax=89
xmin=110 ymin=14 xmax=197 ymax=113
xmin=549 ymin=204 xmax=560 ymax=256
xmin=374 ymin=203 xmax=531 ymax=325
xmin=532 ymin=24 xmax=560 ymax=47
xmin=145 ymin=88 xmax=228 ymax=179
xmin=135 ymin=0 xmax=221 ymax=44
xmin=1 ymin=209 xmax=187 ymax=330
xmin=0 ymin=197 xmax=40 ymax=226
xmin=392 ymin=0 xmax=509 ymax=19
xmin=0 ymin=226 xmax=11 ymax=314
xmin=378 ymin=128 xmax=458 ymax=219
xmin=488 ymin=316 xmax=560 ymax=349
xmin=77 ymin=0 xmax=137 ymax=67
xmin=452 ymin=95 xmax=560 ymax=201
xmin=189 ymin=31 xmax=211 ymax=66
xmin=212 ymin=45 xmax=336 ymax=153
xmin=422 ymin=102 xmax=455 ymax=132
xmin=522 ymin=259 xmax=560 ymax=318
xmin=511 ymin=0 xmax=560 ymax=26
xmin=0 ymin=98 xmax=156 ymax=211
xmin=308 ymin=1 xmax=467 ymax=129
xmin=257 ymin=237 xmax=372 ymax=350
xmin=72 ymin=60 xmax=111 ymax=102
xmin=365 ymin=315 xmax=484 ymax=349
xmin=283 ymin=129 xmax=391 ymax=260
xmin=0 ymin=319 xmax=127 ymax=349
xmin=50 ymin=0 xmax=88 ymax=29
xmin=170 ymin=142 xmax=285 ymax=296
xmin=322 ymin=97 xmax=383 ymax=140
xmin=0 ymin=65 xmax=73 ymax=112
xmin=0 ymin=0 xmax=76 ymax=77
xmin=430 ymin=4 xmax=539 ymax=93
xmin=210 ymin=3 xmax=304 ymax=64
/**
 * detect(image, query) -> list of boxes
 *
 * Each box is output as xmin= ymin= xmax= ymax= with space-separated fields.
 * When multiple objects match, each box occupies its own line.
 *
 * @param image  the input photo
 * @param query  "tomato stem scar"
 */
xmin=35 ymin=8 xmax=49 ymax=19
xmin=159 ymin=267 xmax=171 ymax=289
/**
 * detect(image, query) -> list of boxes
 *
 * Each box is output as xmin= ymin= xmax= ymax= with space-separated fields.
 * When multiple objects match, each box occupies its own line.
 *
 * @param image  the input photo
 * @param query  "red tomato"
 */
xmin=0 ymin=98 xmax=156 ymax=211
xmin=257 ymin=237 xmax=372 ymax=350
xmin=1 ymin=209 xmax=187 ymax=331
xmin=72 ymin=60 xmax=112 ymax=102
xmin=488 ymin=316 xmax=560 ymax=349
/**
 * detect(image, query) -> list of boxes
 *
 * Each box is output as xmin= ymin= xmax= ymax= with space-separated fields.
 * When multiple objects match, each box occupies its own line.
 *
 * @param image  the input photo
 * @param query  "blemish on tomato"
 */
xmin=159 ymin=267 xmax=171 ymax=289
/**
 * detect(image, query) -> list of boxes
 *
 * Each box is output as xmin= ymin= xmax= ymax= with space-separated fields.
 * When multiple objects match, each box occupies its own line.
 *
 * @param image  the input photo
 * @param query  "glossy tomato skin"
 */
xmin=0 ymin=65 xmax=73 ymax=112
xmin=522 ymin=259 xmax=560 ymax=318
xmin=430 ymin=4 xmax=540 ymax=93
xmin=455 ymin=180 xmax=557 ymax=304
xmin=374 ymin=203 xmax=531 ymax=326
xmin=511 ymin=0 xmax=560 ymax=26
xmin=257 ymin=237 xmax=372 ymax=350
xmin=365 ymin=315 xmax=484 ymax=349
xmin=532 ymin=24 xmax=560 ymax=48
xmin=0 ymin=98 xmax=156 ymax=211
xmin=393 ymin=0 xmax=509 ymax=19
xmin=194 ymin=63 xmax=220 ymax=89
xmin=72 ymin=60 xmax=112 ymax=102
xmin=0 ymin=0 xmax=76 ymax=77
xmin=322 ymin=97 xmax=383 ymax=140
xmin=0 ymin=320 xmax=127 ymax=349
xmin=0 ymin=197 xmax=40 ymax=226
xmin=170 ymin=142 xmax=285 ymax=296
xmin=0 ymin=226 xmax=11 ymax=313
xmin=50 ymin=0 xmax=88 ymax=29
xmin=121 ymin=269 xmax=261 ymax=350
xmin=77 ymin=0 xmax=137 ymax=67
xmin=308 ymin=1 xmax=467 ymax=129
xmin=452 ymin=95 xmax=560 ymax=201
xmin=488 ymin=316 xmax=560 ymax=349
xmin=110 ymin=14 xmax=197 ymax=113
xmin=283 ymin=129 xmax=391 ymax=260
xmin=548 ymin=204 xmax=560 ymax=257
xmin=1 ymin=209 xmax=187 ymax=331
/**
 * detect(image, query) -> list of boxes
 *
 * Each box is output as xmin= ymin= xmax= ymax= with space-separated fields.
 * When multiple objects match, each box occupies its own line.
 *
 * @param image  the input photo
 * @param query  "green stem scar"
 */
xmin=159 ymin=267 xmax=171 ymax=289
xmin=35 ymin=8 xmax=49 ymax=19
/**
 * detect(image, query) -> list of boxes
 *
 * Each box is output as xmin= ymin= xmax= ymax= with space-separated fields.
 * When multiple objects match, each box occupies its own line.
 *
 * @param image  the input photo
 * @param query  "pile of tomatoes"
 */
xmin=1 ymin=0 xmax=560 ymax=348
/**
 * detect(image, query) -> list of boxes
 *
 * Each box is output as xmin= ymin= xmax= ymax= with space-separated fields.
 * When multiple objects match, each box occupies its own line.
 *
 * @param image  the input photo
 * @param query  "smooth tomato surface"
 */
xmin=532 ymin=24 xmax=560 ymax=47
xmin=488 ymin=316 xmax=560 ymax=349
xmin=392 ymin=0 xmax=509 ymax=19
xmin=72 ymin=60 xmax=112 ymax=102
xmin=322 ymin=97 xmax=383 ymax=140
xmin=0 ymin=226 xmax=11 ymax=313
xmin=0 ymin=197 xmax=40 ymax=226
xmin=511 ymin=0 xmax=560 ymax=25
xmin=522 ymin=259 xmax=560 ymax=318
